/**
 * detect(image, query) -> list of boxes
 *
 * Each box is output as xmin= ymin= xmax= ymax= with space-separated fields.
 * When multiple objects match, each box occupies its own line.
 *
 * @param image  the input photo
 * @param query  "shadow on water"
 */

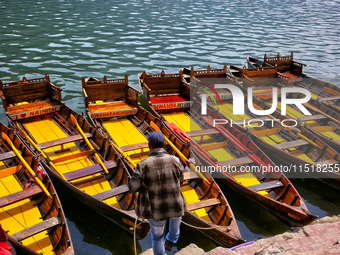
xmin=216 ymin=180 xmax=292 ymax=242
xmin=52 ymin=180 xmax=138 ymax=255
xmin=291 ymin=178 xmax=340 ymax=217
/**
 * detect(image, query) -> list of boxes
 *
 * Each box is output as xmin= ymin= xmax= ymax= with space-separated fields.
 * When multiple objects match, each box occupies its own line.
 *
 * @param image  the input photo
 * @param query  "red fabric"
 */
xmin=150 ymin=95 xmax=187 ymax=104
xmin=0 ymin=225 xmax=7 ymax=243
xmin=0 ymin=225 xmax=11 ymax=255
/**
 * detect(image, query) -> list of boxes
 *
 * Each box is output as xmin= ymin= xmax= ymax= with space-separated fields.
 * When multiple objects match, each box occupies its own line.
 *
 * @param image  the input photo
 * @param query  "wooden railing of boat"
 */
xmin=263 ymin=52 xmax=306 ymax=74
xmin=140 ymin=70 xmax=190 ymax=109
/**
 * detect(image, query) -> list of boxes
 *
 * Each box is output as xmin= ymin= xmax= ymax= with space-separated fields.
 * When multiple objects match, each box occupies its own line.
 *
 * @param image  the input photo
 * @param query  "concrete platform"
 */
xmin=205 ymin=215 xmax=340 ymax=255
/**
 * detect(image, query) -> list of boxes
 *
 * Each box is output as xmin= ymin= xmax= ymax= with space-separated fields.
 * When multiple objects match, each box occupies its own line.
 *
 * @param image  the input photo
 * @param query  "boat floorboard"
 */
xmin=23 ymin=119 xmax=121 ymax=208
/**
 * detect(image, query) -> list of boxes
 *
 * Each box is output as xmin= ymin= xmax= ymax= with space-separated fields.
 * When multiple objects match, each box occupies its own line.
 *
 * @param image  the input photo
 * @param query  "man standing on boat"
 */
xmin=130 ymin=131 xmax=186 ymax=255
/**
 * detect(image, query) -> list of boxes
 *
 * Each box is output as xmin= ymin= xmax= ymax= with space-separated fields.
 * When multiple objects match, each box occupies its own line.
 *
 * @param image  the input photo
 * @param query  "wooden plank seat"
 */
xmin=7 ymin=100 xmax=60 ymax=120
xmin=0 ymin=186 xmax=43 ymax=208
xmin=37 ymin=133 xmax=92 ymax=150
xmin=51 ymin=151 xmax=94 ymax=164
xmin=274 ymin=140 xmax=309 ymax=150
xmin=295 ymin=114 xmax=327 ymax=122
xmin=63 ymin=160 xmax=117 ymax=181
xmin=0 ymin=151 xmax=20 ymax=162
xmin=186 ymin=198 xmax=220 ymax=211
xmin=92 ymin=184 xmax=129 ymax=201
xmin=318 ymin=96 xmax=340 ymax=102
xmin=88 ymin=101 xmax=138 ymax=119
xmin=234 ymin=117 xmax=272 ymax=125
xmin=248 ymin=180 xmax=284 ymax=192
xmin=0 ymin=166 xmax=22 ymax=179
xmin=185 ymin=129 xmax=219 ymax=137
xmin=11 ymin=216 xmax=61 ymax=242
xmin=183 ymin=171 xmax=199 ymax=180
xmin=219 ymin=157 xmax=253 ymax=167
xmin=120 ymin=142 xmax=149 ymax=152
xmin=150 ymin=95 xmax=188 ymax=104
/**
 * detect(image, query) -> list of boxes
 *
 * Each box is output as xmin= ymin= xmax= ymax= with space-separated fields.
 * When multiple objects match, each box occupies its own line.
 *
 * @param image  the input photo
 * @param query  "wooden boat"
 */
xmin=0 ymin=122 xmax=74 ymax=255
xmin=246 ymin=53 xmax=340 ymax=112
xmin=81 ymin=74 xmax=244 ymax=247
xmin=139 ymin=70 xmax=317 ymax=227
xmin=189 ymin=65 xmax=340 ymax=190
xmin=226 ymin=64 xmax=340 ymax=151
xmin=0 ymin=74 xmax=150 ymax=240
xmin=246 ymin=52 xmax=306 ymax=76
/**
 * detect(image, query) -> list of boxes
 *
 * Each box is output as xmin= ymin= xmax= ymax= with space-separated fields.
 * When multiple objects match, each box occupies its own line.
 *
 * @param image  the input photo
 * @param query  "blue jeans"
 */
xmin=148 ymin=217 xmax=182 ymax=255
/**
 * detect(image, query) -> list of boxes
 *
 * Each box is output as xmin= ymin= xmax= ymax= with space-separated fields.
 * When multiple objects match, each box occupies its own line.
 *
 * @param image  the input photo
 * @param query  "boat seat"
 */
xmin=7 ymin=100 xmax=60 ymax=121
xmin=37 ymin=133 xmax=92 ymax=150
xmin=318 ymin=96 xmax=340 ymax=102
xmin=0 ymin=166 xmax=22 ymax=179
xmin=0 ymin=151 xmax=21 ymax=161
xmin=248 ymin=180 xmax=284 ymax=192
xmin=295 ymin=115 xmax=327 ymax=122
xmin=219 ymin=156 xmax=253 ymax=167
xmin=186 ymin=198 xmax=220 ymax=211
xmin=274 ymin=140 xmax=309 ymax=150
xmin=88 ymin=101 xmax=138 ymax=119
xmin=92 ymin=184 xmax=130 ymax=201
xmin=183 ymin=171 xmax=200 ymax=180
xmin=51 ymin=151 xmax=94 ymax=164
xmin=0 ymin=186 xmax=43 ymax=208
xmin=120 ymin=142 xmax=149 ymax=152
xmin=64 ymin=160 xmax=117 ymax=181
xmin=234 ymin=117 xmax=271 ymax=125
xmin=11 ymin=216 xmax=61 ymax=242
xmin=185 ymin=129 xmax=219 ymax=137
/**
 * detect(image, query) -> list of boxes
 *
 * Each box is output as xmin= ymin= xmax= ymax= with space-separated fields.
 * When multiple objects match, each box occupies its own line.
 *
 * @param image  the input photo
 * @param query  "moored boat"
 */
xmin=81 ymin=74 xmax=245 ymax=247
xmin=139 ymin=70 xmax=317 ymax=227
xmin=246 ymin=52 xmax=340 ymax=112
xmin=224 ymin=64 xmax=340 ymax=151
xmin=0 ymin=121 xmax=74 ymax=255
xmin=0 ymin=74 xmax=150 ymax=240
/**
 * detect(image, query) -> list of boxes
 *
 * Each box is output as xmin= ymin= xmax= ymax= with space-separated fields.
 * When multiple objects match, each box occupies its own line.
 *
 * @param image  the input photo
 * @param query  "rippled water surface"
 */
xmin=1 ymin=0 xmax=340 ymax=254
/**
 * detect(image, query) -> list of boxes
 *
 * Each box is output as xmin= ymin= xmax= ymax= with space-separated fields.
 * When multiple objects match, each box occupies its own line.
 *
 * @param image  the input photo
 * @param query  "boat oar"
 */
xmin=15 ymin=124 xmax=67 ymax=180
xmin=109 ymin=141 xmax=137 ymax=168
xmin=149 ymin=121 xmax=208 ymax=182
xmin=70 ymin=114 xmax=109 ymax=174
xmin=203 ymin=116 xmax=269 ymax=169
xmin=304 ymin=102 xmax=340 ymax=126
xmin=1 ymin=132 xmax=51 ymax=197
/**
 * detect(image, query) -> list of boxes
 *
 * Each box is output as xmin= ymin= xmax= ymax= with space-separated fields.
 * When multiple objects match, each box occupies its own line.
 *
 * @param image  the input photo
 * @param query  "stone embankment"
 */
xmin=143 ymin=215 xmax=340 ymax=255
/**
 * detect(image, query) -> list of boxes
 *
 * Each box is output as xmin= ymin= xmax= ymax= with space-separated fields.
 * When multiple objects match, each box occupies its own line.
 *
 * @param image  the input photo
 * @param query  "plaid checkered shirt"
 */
xmin=134 ymin=148 xmax=186 ymax=221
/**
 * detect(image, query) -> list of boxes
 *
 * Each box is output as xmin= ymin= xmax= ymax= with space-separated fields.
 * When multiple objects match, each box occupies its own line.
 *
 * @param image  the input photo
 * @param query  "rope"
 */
xmin=134 ymin=217 xmax=138 ymax=255
xmin=181 ymin=220 xmax=231 ymax=230
xmin=131 ymin=218 xmax=236 ymax=255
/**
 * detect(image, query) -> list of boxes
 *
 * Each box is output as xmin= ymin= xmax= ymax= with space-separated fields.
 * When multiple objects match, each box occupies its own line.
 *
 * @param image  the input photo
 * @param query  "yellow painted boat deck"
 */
xmin=0 ymin=161 xmax=53 ymax=254
xmin=102 ymin=118 xmax=149 ymax=165
xmin=163 ymin=112 xmax=268 ymax=196
xmin=276 ymin=102 xmax=340 ymax=142
xmin=23 ymin=119 xmax=120 ymax=208
xmin=212 ymin=102 xmax=260 ymax=128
